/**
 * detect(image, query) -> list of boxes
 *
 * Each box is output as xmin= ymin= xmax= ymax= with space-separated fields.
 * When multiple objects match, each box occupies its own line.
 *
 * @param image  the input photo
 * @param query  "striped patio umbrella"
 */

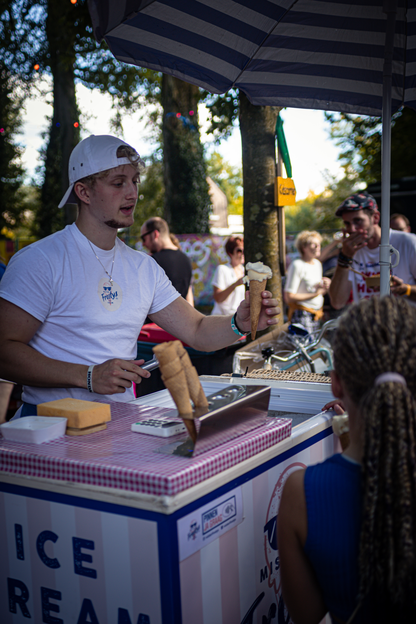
xmin=89 ymin=0 xmax=416 ymax=294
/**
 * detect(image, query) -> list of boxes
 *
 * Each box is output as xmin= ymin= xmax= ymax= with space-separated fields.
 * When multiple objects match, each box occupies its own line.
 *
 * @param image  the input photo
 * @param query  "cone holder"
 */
xmin=157 ymin=384 xmax=271 ymax=458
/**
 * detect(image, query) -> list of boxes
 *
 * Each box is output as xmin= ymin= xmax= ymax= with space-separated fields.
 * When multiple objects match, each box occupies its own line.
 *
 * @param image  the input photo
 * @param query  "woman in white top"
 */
xmin=284 ymin=231 xmax=331 ymax=334
xmin=211 ymin=236 xmax=245 ymax=316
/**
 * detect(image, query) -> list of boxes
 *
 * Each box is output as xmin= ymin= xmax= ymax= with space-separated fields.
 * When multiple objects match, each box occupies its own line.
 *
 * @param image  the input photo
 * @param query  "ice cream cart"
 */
xmin=0 ymin=374 xmax=337 ymax=624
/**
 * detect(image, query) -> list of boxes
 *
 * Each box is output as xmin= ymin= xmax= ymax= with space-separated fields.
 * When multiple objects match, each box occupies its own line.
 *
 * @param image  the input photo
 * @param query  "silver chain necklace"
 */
xmin=88 ymin=239 xmax=116 ymax=285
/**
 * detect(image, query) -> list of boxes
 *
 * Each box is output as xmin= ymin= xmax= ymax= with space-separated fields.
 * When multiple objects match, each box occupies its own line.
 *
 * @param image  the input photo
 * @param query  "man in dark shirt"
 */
xmin=140 ymin=217 xmax=194 ymax=305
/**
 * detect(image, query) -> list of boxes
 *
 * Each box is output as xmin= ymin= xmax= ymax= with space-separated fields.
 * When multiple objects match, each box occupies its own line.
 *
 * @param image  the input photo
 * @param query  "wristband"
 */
xmin=87 ymin=365 xmax=95 ymax=393
xmin=231 ymin=312 xmax=249 ymax=337
xmin=338 ymin=251 xmax=353 ymax=266
xmin=405 ymin=284 xmax=412 ymax=297
xmin=337 ymin=260 xmax=351 ymax=269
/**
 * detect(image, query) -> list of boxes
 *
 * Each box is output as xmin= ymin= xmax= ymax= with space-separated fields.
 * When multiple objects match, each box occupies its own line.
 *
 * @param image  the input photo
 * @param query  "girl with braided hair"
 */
xmin=277 ymin=296 xmax=416 ymax=623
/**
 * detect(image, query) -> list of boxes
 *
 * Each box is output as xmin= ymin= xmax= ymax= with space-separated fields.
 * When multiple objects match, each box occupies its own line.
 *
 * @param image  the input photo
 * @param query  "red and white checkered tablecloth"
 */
xmin=0 ymin=402 xmax=291 ymax=497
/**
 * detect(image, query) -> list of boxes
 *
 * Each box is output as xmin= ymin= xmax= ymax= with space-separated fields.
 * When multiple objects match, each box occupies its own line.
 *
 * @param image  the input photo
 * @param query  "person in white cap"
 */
xmin=0 ymin=135 xmax=280 ymax=416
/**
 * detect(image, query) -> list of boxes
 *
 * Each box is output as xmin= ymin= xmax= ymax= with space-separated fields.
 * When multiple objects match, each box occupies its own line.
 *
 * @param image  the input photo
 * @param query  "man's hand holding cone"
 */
xmin=240 ymin=261 xmax=276 ymax=340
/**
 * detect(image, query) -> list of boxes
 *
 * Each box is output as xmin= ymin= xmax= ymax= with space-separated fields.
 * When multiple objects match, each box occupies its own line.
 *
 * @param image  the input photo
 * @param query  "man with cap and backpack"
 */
xmin=0 ymin=135 xmax=280 ymax=416
xmin=329 ymin=191 xmax=416 ymax=309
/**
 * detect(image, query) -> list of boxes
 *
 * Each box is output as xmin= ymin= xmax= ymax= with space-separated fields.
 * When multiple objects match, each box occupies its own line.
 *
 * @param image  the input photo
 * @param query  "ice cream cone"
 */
xmin=332 ymin=414 xmax=350 ymax=451
xmin=339 ymin=431 xmax=350 ymax=451
xmin=249 ymin=278 xmax=267 ymax=340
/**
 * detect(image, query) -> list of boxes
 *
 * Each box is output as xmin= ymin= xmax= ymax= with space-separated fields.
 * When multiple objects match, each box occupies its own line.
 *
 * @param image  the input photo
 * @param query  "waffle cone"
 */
xmin=184 ymin=365 xmax=209 ymax=407
xmin=181 ymin=417 xmax=197 ymax=444
xmin=179 ymin=349 xmax=193 ymax=369
xmin=162 ymin=369 xmax=192 ymax=414
xmin=152 ymin=341 xmax=179 ymax=366
xmin=249 ymin=278 xmax=267 ymax=340
xmin=158 ymin=356 xmax=182 ymax=380
xmin=175 ymin=342 xmax=187 ymax=358
xmin=177 ymin=344 xmax=208 ymax=407
xmin=154 ymin=339 xmax=208 ymax=415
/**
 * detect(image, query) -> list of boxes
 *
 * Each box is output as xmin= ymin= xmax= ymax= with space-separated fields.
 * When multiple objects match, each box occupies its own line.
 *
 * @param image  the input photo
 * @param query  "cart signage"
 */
xmin=275 ymin=177 xmax=296 ymax=206
xmin=0 ymin=493 xmax=162 ymax=623
xmin=178 ymin=487 xmax=243 ymax=561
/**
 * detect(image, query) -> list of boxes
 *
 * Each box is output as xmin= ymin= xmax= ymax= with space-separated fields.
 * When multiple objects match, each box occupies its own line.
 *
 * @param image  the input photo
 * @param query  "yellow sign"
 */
xmin=275 ymin=177 xmax=296 ymax=206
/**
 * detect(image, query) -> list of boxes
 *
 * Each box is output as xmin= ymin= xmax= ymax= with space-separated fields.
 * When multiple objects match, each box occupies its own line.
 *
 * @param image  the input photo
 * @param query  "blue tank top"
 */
xmin=304 ymin=454 xmax=362 ymax=622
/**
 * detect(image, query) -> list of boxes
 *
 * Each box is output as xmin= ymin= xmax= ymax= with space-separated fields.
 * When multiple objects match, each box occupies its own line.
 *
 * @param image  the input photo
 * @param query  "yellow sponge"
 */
xmin=37 ymin=398 xmax=111 ymax=429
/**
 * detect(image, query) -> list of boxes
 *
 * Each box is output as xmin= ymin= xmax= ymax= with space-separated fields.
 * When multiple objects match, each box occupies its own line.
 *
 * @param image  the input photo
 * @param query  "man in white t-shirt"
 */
xmin=329 ymin=192 xmax=416 ymax=309
xmin=0 ymin=135 xmax=280 ymax=415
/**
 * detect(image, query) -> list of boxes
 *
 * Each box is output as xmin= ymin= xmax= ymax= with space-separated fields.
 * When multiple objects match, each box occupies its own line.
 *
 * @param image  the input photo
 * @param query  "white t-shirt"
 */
xmin=210 ymin=263 xmax=246 ymax=316
xmin=284 ymin=258 xmax=323 ymax=311
xmin=349 ymin=230 xmax=416 ymax=303
xmin=0 ymin=223 xmax=180 ymax=405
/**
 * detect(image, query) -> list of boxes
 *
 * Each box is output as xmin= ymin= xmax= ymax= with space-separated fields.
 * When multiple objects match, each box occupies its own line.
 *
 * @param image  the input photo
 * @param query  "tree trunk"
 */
xmin=161 ymin=75 xmax=210 ymax=234
xmin=239 ymin=93 xmax=284 ymax=329
xmin=37 ymin=0 xmax=80 ymax=237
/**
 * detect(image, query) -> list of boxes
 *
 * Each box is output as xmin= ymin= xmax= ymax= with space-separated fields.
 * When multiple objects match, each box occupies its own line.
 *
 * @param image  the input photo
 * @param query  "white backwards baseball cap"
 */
xmin=58 ymin=135 xmax=139 ymax=208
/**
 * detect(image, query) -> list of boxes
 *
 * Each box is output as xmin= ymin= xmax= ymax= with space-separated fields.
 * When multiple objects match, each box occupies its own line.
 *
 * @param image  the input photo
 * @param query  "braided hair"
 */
xmin=332 ymin=296 xmax=416 ymax=613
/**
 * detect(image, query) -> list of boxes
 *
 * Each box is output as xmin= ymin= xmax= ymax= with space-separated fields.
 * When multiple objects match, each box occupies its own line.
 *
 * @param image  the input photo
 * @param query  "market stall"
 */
xmin=0 ymin=376 xmax=337 ymax=624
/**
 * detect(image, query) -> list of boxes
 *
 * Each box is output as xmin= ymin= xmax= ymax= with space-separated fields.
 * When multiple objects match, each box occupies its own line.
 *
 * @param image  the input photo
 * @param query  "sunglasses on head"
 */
xmin=141 ymin=228 xmax=156 ymax=242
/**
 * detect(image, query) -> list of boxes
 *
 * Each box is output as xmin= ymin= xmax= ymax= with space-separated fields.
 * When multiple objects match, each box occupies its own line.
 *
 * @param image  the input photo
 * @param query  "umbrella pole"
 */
xmin=380 ymin=0 xmax=398 ymax=296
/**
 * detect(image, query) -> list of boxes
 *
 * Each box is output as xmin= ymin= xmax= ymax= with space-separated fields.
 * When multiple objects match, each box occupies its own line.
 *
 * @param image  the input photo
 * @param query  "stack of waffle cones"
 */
xmin=153 ymin=341 xmax=208 ymax=443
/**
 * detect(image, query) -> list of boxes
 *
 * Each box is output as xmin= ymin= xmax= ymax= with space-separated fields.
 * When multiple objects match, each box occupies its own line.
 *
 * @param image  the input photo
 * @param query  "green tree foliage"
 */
xmin=163 ymin=115 xmax=210 ymax=233
xmin=0 ymin=70 xmax=27 ymax=233
xmin=0 ymin=1 xmax=43 ymax=235
xmin=285 ymin=167 xmax=359 ymax=234
xmin=204 ymin=90 xmax=240 ymax=141
xmin=129 ymin=152 xmax=165 ymax=240
xmin=0 ymin=0 xmax=46 ymax=81
xmin=325 ymin=108 xmax=416 ymax=184
xmin=130 ymin=149 xmax=245 ymax=241
xmin=1 ymin=2 xmax=230 ymax=239
xmin=206 ymin=151 xmax=243 ymax=215
xmin=162 ymin=75 xmax=210 ymax=234
xmin=35 ymin=0 xmax=161 ymax=238
xmin=2 ymin=0 xmax=163 ymax=238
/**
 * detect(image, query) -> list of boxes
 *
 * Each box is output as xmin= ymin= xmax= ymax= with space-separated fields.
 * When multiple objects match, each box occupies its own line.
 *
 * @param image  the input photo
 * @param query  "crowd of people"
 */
xmin=137 ymin=190 xmax=416 ymax=336
xmin=1 ymin=134 xmax=416 ymax=620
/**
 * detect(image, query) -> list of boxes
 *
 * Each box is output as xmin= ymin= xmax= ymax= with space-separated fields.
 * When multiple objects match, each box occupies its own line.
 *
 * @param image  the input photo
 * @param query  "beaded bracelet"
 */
xmin=231 ymin=312 xmax=249 ymax=337
xmin=87 ymin=365 xmax=95 ymax=393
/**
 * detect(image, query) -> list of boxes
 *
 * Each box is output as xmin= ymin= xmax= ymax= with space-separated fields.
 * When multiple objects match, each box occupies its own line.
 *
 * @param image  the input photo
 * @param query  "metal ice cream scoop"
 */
xmin=140 ymin=356 xmax=159 ymax=372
